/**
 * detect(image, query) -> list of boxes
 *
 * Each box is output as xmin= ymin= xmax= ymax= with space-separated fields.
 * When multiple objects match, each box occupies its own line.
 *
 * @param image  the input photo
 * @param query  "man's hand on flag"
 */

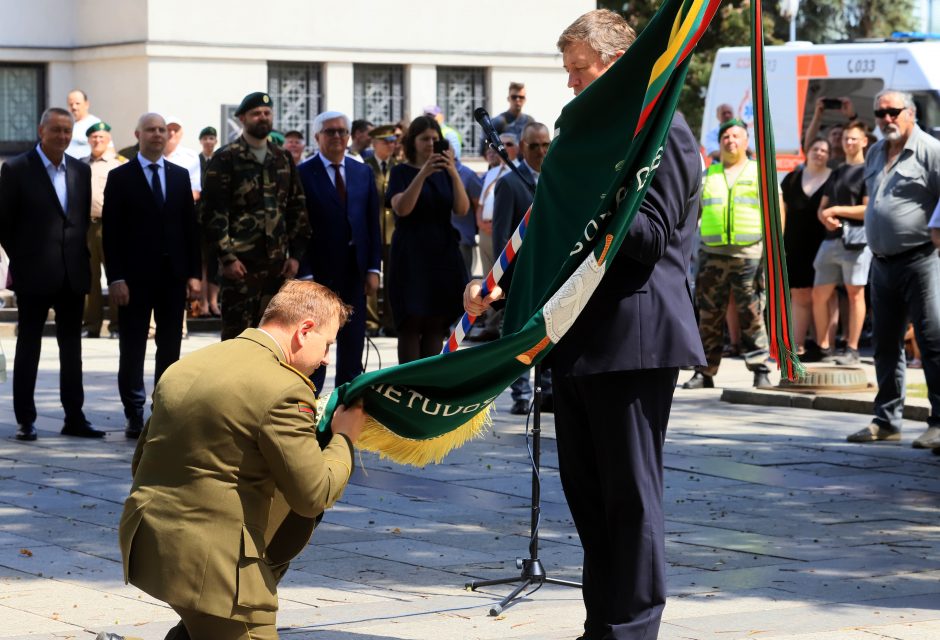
xmin=463 ymin=279 xmax=503 ymax=316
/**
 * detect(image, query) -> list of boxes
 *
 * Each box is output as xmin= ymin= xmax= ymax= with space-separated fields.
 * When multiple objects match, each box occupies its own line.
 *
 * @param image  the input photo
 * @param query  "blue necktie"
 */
xmin=150 ymin=164 xmax=164 ymax=208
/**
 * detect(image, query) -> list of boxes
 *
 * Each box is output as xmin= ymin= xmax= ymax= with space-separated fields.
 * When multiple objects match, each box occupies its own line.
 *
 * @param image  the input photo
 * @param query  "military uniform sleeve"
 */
xmin=200 ymin=151 xmax=238 ymax=265
xmin=284 ymin=158 xmax=311 ymax=262
xmin=257 ymin=385 xmax=354 ymax=519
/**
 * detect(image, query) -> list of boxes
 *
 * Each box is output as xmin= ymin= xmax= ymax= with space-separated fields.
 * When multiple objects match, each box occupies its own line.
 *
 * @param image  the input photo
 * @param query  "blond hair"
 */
xmin=260 ymin=280 xmax=352 ymax=329
xmin=556 ymin=9 xmax=636 ymax=64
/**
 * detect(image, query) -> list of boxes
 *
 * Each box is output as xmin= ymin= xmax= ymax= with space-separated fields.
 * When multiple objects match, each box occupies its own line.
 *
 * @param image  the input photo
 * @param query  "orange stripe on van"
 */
xmin=795 ymin=54 xmax=829 ymax=161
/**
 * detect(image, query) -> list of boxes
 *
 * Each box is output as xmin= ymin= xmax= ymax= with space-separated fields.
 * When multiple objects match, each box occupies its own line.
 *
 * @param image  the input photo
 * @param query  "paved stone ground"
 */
xmin=0 ymin=334 xmax=938 ymax=639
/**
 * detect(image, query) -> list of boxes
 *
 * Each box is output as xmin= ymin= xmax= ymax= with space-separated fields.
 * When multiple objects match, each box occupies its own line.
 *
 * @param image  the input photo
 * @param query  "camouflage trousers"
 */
xmin=695 ymin=251 xmax=768 ymax=377
xmin=219 ymin=267 xmax=284 ymax=341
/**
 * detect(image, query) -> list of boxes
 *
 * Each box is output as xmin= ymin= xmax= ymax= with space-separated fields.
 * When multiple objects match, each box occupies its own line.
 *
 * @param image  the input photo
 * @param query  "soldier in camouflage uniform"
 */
xmin=682 ymin=119 xmax=770 ymax=389
xmin=201 ymin=92 xmax=311 ymax=340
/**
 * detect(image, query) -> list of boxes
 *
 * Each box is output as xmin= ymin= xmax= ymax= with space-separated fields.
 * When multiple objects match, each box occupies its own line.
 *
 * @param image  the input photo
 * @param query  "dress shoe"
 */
xmin=510 ymin=399 xmax=530 ymax=415
xmin=912 ymin=425 xmax=940 ymax=449
xmin=81 ymin=329 xmax=100 ymax=338
xmin=539 ymin=394 xmax=554 ymax=413
xmin=681 ymin=372 xmax=714 ymax=389
xmin=846 ymin=422 xmax=900 ymax=443
xmin=15 ymin=423 xmax=37 ymax=441
xmin=61 ymin=421 xmax=106 ymax=438
xmin=125 ymin=417 xmax=144 ymax=440
xmin=753 ymin=371 xmax=772 ymax=388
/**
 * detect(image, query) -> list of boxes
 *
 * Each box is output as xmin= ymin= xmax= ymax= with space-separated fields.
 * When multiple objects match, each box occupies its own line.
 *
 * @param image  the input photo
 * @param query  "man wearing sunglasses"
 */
xmin=846 ymin=89 xmax=940 ymax=450
xmin=482 ymin=81 xmax=536 ymax=155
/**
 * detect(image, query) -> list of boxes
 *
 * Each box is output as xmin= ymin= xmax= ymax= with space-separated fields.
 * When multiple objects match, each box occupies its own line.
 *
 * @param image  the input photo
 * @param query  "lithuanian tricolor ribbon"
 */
xmin=317 ymin=0 xmax=797 ymax=467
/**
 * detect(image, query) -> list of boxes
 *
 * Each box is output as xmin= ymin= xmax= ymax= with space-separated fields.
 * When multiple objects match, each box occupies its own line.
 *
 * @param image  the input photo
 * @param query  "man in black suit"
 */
xmin=465 ymin=9 xmax=705 ymax=639
xmin=297 ymin=111 xmax=381 ymax=394
xmin=0 ymin=108 xmax=102 ymax=441
xmin=492 ymin=121 xmax=554 ymax=415
xmin=102 ymin=113 xmax=202 ymax=438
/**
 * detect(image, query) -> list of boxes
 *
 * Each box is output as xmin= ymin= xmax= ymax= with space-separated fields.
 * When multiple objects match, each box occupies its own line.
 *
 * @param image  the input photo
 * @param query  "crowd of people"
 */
xmin=3 ymin=9 xmax=940 ymax=637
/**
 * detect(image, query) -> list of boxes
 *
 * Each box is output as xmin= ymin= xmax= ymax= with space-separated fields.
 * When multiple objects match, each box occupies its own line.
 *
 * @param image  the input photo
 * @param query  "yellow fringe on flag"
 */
xmin=355 ymin=404 xmax=494 ymax=467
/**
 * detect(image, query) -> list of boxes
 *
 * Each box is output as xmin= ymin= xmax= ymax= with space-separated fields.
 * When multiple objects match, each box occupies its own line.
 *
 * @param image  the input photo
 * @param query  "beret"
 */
xmin=235 ymin=91 xmax=272 ymax=116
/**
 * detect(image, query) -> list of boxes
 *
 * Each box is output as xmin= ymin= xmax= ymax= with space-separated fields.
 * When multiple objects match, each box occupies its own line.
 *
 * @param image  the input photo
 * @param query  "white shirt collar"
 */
xmin=137 ymin=152 xmax=165 ymax=169
xmin=318 ymin=152 xmax=344 ymax=170
xmin=36 ymin=144 xmax=66 ymax=171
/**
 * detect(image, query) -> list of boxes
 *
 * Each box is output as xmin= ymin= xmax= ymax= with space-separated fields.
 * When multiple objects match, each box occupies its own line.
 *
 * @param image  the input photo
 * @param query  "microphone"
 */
xmin=473 ymin=107 xmax=506 ymax=156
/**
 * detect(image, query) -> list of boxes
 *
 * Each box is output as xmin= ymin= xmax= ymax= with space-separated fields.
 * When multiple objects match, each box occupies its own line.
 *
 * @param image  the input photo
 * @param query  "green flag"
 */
xmin=319 ymin=0 xmax=723 ymax=466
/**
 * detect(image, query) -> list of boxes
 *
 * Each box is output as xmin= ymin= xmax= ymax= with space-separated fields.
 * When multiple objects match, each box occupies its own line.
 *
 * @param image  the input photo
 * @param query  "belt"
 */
xmin=872 ymin=242 xmax=935 ymax=262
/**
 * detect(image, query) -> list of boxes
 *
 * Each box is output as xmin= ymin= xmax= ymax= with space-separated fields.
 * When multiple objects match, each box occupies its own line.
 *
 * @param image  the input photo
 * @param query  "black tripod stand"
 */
xmin=465 ymin=364 xmax=581 ymax=615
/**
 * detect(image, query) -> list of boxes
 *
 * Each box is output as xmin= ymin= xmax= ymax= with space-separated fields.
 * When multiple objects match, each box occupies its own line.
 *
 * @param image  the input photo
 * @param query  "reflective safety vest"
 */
xmin=700 ymin=160 xmax=762 ymax=247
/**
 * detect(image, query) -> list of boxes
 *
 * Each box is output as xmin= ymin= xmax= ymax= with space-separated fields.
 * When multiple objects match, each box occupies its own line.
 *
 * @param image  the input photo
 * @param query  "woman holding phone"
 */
xmin=386 ymin=115 xmax=471 ymax=363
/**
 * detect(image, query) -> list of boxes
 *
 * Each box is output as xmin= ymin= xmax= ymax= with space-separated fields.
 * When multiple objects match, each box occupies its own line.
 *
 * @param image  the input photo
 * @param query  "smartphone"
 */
xmin=433 ymin=139 xmax=450 ymax=154
xmin=822 ymin=98 xmax=843 ymax=109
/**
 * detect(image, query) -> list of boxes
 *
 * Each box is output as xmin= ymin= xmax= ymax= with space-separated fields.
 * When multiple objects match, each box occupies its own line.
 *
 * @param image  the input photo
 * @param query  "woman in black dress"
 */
xmin=386 ymin=116 xmax=470 ymax=363
xmin=781 ymin=137 xmax=832 ymax=354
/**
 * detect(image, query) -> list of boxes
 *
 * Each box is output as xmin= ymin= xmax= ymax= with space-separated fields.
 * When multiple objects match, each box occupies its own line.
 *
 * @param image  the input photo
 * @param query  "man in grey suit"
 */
xmin=492 ymin=121 xmax=553 ymax=414
xmin=0 ymin=108 xmax=103 ymax=441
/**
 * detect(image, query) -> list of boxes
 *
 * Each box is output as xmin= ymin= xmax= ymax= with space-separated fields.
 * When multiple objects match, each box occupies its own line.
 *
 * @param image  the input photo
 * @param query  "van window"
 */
xmin=801 ymin=77 xmax=885 ymax=143
xmin=911 ymin=91 xmax=940 ymax=141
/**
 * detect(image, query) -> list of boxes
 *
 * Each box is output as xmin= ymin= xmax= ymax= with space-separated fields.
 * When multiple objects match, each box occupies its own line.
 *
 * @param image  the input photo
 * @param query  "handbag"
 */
xmin=842 ymin=222 xmax=867 ymax=251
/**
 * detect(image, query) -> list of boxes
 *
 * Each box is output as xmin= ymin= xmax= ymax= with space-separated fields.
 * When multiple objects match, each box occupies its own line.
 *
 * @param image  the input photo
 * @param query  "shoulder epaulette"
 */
xmin=278 ymin=360 xmax=318 ymax=395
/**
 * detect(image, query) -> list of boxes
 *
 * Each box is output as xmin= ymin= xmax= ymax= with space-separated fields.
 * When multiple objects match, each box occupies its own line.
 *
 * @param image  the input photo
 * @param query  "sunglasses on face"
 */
xmin=510 ymin=94 xmax=526 ymax=100
xmin=321 ymin=128 xmax=349 ymax=137
xmin=502 ymin=141 xmax=516 ymax=147
xmin=874 ymin=107 xmax=905 ymax=119
xmin=526 ymin=142 xmax=550 ymax=151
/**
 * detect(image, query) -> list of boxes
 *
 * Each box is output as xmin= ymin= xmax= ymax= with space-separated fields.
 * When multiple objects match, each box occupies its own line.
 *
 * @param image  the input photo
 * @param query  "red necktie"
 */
xmin=332 ymin=163 xmax=346 ymax=205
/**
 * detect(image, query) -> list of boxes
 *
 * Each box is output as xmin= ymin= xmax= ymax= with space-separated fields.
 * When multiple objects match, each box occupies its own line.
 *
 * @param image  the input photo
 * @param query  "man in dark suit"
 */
xmin=102 ymin=113 xmax=202 ymax=438
xmin=465 ymin=9 xmax=705 ymax=639
xmin=492 ymin=121 xmax=555 ymax=415
xmin=0 ymin=108 xmax=103 ymax=441
xmin=297 ymin=111 xmax=381 ymax=394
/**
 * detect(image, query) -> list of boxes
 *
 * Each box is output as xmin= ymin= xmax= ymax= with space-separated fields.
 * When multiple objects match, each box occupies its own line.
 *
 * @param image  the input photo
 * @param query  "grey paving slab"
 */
xmin=0 ymin=335 xmax=938 ymax=640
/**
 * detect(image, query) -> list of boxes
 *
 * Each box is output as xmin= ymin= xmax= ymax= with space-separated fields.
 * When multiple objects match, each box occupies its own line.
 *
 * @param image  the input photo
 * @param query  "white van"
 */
xmin=701 ymin=40 xmax=940 ymax=172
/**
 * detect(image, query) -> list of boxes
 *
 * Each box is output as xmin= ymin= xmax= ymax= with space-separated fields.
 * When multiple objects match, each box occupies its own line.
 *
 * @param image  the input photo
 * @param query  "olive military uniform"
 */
xmin=201 ymin=138 xmax=311 ymax=339
xmin=119 ymin=328 xmax=354 ymax=639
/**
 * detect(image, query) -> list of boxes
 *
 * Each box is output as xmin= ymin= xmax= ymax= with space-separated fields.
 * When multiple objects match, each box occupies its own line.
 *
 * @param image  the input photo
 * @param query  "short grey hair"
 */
xmin=313 ymin=111 xmax=351 ymax=135
xmin=874 ymin=89 xmax=916 ymax=115
xmin=39 ymin=107 xmax=73 ymax=128
xmin=498 ymin=132 xmax=519 ymax=145
xmin=521 ymin=122 xmax=550 ymax=142
xmin=557 ymin=9 xmax=636 ymax=64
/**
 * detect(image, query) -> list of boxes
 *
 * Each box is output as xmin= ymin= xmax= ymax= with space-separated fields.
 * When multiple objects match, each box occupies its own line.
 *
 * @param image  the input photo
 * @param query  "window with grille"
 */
xmin=0 ymin=63 xmax=45 ymax=156
xmin=354 ymin=64 xmax=404 ymax=126
xmin=267 ymin=62 xmax=322 ymax=146
xmin=436 ymin=66 xmax=487 ymax=157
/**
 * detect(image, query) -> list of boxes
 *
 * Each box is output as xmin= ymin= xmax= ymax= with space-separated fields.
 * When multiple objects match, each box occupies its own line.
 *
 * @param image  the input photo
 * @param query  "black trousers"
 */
xmin=117 ymin=276 xmax=186 ymax=420
xmin=553 ymin=367 xmax=679 ymax=640
xmin=310 ymin=251 xmax=366 ymax=395
xmin=13 ymin=288 xmax=86 ymax=425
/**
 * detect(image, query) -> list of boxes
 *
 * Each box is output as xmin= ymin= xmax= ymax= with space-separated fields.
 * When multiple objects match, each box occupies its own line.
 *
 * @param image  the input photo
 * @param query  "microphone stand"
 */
xmin=464 ymin=133 xmax=581 ymax=615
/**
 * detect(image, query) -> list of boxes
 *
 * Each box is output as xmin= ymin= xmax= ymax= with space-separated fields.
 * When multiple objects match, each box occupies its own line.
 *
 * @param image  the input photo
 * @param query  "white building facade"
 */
xmin=0 ymin=0 xmax=592 ymax=159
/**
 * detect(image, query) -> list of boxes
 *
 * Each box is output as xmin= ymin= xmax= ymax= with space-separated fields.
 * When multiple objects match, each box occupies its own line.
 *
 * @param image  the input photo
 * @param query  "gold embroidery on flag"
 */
xmin=597 ymin=234 xmax=614 ymax=266
xmin=515 ymin=336 xmax=551 ymax=365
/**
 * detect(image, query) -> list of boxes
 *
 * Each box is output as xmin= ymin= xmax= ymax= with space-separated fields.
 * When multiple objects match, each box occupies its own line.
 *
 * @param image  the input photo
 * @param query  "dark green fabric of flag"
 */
xmin=317 ymin=0 xmax=722 ymax=467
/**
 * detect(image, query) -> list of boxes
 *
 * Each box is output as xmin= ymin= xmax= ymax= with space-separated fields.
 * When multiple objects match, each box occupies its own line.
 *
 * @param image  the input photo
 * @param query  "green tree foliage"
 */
xmin=599 ymin=0 xmax=915 ymax=135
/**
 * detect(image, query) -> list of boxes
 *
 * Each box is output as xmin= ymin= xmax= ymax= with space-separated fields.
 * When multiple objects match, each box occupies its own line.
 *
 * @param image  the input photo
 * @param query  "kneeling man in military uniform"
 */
xmin=114 ymin=280 xmax=365 ymax=640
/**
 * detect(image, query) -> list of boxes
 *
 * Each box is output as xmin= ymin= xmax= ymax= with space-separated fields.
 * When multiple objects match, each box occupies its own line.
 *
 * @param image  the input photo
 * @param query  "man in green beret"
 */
xmin=363 ymin=124 xmax=399 ymax=336
xmin=201 ymin=91 xmax=311 ymax=340
xmin=682 ymin=118 xmax=770 ymax=389
xmin=198 ymin=126 xmax=217 ymax=176
xmin=82 ymin=121 xmax=126 ymax=339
